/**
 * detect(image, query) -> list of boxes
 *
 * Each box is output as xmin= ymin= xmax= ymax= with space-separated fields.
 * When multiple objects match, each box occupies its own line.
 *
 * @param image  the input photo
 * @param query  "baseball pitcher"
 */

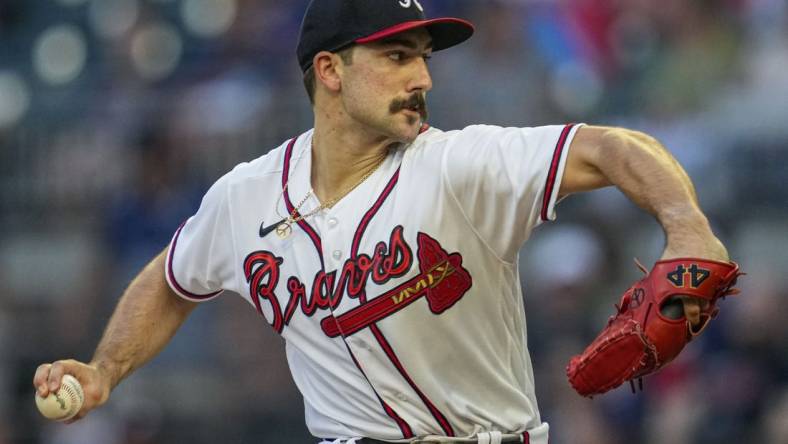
xmin=33 ymin=1 xmax=741 ymax=443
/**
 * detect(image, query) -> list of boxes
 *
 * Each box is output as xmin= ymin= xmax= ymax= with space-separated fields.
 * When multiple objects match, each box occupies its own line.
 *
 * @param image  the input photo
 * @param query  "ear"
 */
xmin=313 ymin=51 xmax=344 ymax=94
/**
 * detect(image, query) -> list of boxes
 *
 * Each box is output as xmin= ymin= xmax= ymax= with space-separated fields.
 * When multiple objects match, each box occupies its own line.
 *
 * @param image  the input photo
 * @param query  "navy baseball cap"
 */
xmin=297 ymin=0 xmax=475 ymax=72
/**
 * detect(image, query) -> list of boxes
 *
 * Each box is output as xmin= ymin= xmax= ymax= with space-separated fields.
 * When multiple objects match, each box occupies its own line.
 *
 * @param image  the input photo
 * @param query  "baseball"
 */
xmin=35 ymin=374 xmax=84 ymax=421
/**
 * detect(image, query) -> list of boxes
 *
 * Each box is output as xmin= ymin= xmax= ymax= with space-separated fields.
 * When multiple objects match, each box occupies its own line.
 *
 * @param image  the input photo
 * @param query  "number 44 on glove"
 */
xmin=566 ymin=258 xmax=743 ymax=397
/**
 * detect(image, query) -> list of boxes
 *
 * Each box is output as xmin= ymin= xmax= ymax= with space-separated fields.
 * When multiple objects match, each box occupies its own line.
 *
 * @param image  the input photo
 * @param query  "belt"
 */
xmin=325 ymin=430 xmax=533 ymax=444
xmin=350 ymin=436 xmax=525 ymax=444
xmin=323 ymin=424 xmax=546 ymax=443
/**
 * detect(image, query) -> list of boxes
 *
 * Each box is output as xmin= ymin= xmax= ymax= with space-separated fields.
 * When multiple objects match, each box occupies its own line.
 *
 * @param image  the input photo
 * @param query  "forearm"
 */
xmin=90 ymin=248 xmax=198 ymax=391
xmin=571 ymin=127 xmax=728 ymax=261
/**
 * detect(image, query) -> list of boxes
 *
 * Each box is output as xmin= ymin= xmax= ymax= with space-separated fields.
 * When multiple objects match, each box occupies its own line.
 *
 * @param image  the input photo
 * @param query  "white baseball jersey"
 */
xmin=165 ymin=123 xmax=582 ymax=443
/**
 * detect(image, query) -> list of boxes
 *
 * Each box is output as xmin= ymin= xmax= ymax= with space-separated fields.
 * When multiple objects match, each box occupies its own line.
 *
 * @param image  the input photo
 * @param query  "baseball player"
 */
xmin=33 ymin=1 xmax=735 ymax=443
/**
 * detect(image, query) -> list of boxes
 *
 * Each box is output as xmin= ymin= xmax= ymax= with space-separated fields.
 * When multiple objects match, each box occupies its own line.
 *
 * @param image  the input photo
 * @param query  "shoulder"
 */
xmin=404 ymin=124 xmax=523 ymax=161
xmin=413 ymin=124 xmax=506 ymax=143
xmin=410 ymin=124 xmax=529 ymax=149
xmin=221 ymin=132 xmax=308 ymax=190
xmin=418 ymin=124 xmax=580 ymax=150
xmin=406 ymin=124 xmax=492 ymax=153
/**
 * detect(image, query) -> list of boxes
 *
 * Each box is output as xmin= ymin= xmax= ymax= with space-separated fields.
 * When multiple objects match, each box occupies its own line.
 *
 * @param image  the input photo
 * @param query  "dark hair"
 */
xmin=303 ymin=46 xmax=355 ymax=104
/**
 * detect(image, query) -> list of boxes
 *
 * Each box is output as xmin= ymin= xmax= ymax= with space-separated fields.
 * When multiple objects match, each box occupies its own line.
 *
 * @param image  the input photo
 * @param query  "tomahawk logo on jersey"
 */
xmin=165 ymin=124 xmax=581 ymax=442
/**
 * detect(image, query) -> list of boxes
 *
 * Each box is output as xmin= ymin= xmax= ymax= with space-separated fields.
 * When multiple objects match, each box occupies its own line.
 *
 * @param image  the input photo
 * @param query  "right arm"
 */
xmin=33 ymin=247 xmax=198 ymax=422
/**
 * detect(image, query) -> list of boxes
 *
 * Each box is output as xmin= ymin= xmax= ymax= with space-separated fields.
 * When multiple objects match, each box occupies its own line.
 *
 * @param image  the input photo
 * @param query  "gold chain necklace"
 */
xmin=266 ymin=154 xmax=388 ymax=240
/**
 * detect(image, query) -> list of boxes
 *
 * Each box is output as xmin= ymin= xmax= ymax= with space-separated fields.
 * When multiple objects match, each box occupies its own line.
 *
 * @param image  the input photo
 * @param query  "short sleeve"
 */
xmin=165 ymin=174 xmax=236 ymax=301
xmin=444 ymin=123 xmax=581 ymax=261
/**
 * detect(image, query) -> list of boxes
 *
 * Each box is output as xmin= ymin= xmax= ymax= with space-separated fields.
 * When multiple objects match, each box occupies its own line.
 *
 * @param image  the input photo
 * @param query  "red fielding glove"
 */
xmin=566 ymin=258 xmax=743 ymax=397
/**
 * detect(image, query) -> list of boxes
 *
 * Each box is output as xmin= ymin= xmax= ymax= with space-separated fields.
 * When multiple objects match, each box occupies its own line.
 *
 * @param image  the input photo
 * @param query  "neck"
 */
xmin=310 ymin=108 xmax=397 ymax=206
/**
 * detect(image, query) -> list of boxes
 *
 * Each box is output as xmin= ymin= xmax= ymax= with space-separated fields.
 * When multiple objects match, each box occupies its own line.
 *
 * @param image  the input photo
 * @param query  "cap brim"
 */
xmin=355 ymin=18 xmax=475 ymax=51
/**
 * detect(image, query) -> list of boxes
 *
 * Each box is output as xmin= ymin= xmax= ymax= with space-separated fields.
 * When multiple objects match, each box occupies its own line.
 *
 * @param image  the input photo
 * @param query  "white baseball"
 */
xmin=35 ymin=374 xmax=84 ymax=421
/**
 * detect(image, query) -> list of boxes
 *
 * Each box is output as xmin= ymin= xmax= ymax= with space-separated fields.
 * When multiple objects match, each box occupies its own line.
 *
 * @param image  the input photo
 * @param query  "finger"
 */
xmin=680 ymin=297 xmax=701 ymax=327
xmin=33 ymin=364 xmax=52 ymax=397
xmin=46 ymin=360 xmax=69 ymax=392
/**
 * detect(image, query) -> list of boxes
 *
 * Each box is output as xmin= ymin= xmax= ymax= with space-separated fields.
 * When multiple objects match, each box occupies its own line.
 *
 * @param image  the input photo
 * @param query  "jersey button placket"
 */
xmin=319 ymin=212 xmax=343 ymax=267
xmin=328 ymin=219 xmax=342 ymax=261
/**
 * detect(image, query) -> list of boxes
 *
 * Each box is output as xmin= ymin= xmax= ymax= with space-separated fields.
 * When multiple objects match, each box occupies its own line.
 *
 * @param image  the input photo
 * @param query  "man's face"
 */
xmin=338 ymin=28 xmax=434 ymax=143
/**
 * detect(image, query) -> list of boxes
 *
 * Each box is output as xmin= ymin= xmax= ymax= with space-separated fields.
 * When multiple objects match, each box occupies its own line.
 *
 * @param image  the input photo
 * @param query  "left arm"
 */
xmin=560 ymin=126 xmax=729 ymax=323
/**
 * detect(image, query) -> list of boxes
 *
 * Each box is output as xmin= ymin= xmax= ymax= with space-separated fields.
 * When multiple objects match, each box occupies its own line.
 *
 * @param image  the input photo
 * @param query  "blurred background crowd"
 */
xmin=1 ymin=0 xmax=786 ymax=443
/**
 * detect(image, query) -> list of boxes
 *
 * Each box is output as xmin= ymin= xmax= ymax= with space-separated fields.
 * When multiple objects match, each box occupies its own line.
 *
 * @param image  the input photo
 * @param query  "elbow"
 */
xmin=600 ymin=127 xmax=673 ymax=170
xmin=601 ymin=127 xmax=661 ymax=153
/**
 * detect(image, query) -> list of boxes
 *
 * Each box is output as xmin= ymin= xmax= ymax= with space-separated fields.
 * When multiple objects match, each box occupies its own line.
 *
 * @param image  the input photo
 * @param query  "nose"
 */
xmin=407 ymin=57 xmax=433 ymax=93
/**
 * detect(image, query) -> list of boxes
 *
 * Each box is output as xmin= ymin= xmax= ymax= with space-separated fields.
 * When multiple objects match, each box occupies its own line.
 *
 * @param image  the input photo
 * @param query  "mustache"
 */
xmin=390 ymin=94 xmax=428 ymax=119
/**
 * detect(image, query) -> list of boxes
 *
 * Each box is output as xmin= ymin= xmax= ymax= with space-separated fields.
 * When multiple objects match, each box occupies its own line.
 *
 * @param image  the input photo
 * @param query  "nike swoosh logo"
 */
xmin=259 ymin=219 xmax=285 ymax=238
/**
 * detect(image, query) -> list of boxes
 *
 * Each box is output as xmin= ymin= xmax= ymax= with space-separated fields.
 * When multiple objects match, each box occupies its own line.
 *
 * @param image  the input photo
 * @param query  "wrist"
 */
xmin=89 ymin=359 xmax=123 ymax=396
xmin=657 ymin=204 xmax=707 ymax=231
xmin=658 ymin=207 xmax=729 ymax=261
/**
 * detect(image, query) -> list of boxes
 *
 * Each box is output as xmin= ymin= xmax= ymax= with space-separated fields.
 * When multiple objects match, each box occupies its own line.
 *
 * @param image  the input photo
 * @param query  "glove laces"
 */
xmin=629 ymin=377 xmax=644 ymax=394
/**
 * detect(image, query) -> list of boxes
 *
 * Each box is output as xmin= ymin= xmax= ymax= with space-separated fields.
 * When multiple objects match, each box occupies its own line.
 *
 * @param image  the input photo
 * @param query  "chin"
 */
xmin=392 ymin=127 xmax=420 ymax=144
xmin=393 ymin=118 xmax=423 ymax=142
xmin=370 ymin=114 xmax=422 ymax=144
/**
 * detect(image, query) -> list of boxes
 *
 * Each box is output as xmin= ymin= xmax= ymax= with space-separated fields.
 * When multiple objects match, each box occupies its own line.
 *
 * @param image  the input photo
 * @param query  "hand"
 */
xmin=567 ymin=258 xmax=741 ymax=397
xmin=679 ymin=296 xmax=709 ymax=328
xmin=33 ymin=359 xmax=112 ymax=423
xmin=662 ymin=230 xmax=729 ymax=330
xmin=660 ymin=296 xmax=708 ymax=327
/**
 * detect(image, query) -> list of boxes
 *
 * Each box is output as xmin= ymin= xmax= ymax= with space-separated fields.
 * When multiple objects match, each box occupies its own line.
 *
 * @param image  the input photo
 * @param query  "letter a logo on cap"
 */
xmin=399 ymin=0 xmax=424 ymax=12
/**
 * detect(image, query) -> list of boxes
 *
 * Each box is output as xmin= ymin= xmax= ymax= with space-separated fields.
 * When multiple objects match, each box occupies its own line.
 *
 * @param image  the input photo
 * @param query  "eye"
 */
xmin=422 ymin=54 xmax=432 ymax=62
xmin=388 ymin=51 xmax=404 ymax=61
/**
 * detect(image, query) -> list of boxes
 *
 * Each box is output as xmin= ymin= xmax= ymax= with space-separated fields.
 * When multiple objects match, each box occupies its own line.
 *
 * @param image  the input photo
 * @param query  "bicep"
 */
xmin=559 ymin=125 xmax=613 ymax=198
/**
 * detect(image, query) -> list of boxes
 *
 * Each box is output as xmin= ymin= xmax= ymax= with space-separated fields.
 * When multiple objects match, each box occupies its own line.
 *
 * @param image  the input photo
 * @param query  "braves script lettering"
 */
xmin=244 ymin=226 xmax=413 ymax=334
